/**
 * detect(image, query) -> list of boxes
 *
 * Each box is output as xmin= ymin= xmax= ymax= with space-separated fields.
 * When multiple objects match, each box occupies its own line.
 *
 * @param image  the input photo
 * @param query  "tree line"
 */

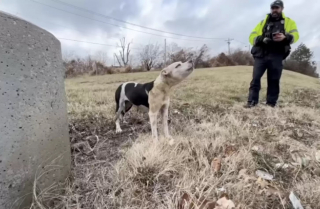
xmin=63 ymin=38 xmax=318 ymax=78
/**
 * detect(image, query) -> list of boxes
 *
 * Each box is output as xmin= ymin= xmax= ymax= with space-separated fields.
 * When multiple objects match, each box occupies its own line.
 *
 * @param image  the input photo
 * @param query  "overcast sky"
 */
xmin=1 ymin=0 xmax=319 ymax=67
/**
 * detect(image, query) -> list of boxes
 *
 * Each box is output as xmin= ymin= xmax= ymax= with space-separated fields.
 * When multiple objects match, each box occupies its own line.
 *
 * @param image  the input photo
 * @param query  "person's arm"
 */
xmin=249 ymin=20 xmax=264 ymax=46
xmin=274 ymin=19 xmax=299 ymax=44
xmin=284 ymin=34 xmax=293 ymax=43
xmin=286 ymin=19 xmax=299 ymax=44
xmin=249 ymin=19 xmax=272 ymax=46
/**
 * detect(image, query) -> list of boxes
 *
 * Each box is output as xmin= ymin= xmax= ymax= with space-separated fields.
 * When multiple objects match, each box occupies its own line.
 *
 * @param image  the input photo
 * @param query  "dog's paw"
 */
xmin=168 ymin=138 xmax=175 ymax=146
xmin=116 ymin=128 xmax=123 ymax=133
xmin=165 ymin=135 xmax=174 ymax=145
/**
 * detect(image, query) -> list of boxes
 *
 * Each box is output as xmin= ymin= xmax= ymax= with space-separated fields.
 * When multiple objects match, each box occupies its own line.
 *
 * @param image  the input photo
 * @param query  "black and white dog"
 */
xmin=114 ymin=60 xmax=194 ymax=142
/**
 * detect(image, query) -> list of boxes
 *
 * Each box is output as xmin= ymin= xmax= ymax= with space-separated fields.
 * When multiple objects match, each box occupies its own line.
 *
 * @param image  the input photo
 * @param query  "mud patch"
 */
xmin=66 ymin=113 xmax=150 ymax=208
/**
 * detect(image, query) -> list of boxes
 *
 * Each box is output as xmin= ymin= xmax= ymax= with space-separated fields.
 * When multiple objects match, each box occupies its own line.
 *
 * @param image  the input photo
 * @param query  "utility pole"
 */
xmin=245 ymin=45 xmax=251 ymax=53
xmin=225 ymin=38 xmax=233 ymax=55
xmin=164 ymin=39 xmax=167 ymax=67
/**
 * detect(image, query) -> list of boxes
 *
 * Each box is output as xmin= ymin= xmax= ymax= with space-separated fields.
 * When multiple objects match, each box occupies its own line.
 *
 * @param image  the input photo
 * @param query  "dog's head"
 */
xmin=161 ymin=60 xmax=194 ymax=86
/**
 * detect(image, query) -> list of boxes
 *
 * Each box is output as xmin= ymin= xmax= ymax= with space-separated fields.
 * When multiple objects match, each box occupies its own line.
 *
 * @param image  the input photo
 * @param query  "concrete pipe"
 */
xmin=0 ymin=12 xmax=71 ymax=208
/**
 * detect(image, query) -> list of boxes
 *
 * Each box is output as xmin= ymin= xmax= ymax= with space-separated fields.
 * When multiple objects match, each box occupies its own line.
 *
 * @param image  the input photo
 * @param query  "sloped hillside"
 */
xmin=34 ymin=66 xmax=320 ymax=209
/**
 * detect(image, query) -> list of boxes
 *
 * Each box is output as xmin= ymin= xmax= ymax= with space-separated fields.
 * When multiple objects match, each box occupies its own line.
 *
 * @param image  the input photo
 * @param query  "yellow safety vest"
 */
xmin=249 ymin=13 xmax=299 ymax=46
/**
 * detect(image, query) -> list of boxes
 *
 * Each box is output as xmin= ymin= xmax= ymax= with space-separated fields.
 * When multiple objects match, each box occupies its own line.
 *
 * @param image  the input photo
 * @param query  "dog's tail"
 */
xmin=115 ymin=84 xmax=122 ymax=113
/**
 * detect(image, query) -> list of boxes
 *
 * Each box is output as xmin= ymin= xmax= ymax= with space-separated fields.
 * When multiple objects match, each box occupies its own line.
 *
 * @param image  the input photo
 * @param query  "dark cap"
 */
xmin=271 ymin=0 xmax=284 ymax=8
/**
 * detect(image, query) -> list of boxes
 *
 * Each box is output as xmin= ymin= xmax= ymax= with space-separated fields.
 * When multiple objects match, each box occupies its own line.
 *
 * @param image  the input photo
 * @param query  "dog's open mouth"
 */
xmin=187 ymin=66 xmax=194 ymax=71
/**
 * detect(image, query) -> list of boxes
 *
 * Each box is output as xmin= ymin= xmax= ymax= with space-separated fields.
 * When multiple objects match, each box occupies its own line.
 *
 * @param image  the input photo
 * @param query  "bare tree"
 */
xmin=170 ymin=49 xmax=189 ymax=63
xmin=94 ymin=51 xmax=108 ymax=65
xmin=62 ymin=50 xmax=75 ymax=63
xmin=114 ymin=37 xmax=131 ymax=66
xmin=167 ymin=44 xmax=209 ymax=68
xmin=139 ymin=43 xmax=161 ymax=71
xmin=193 ymin=44 xmax=209 ymax=68
xmin=166 ymin=42 xmax=200 ymax=64
xmin=166 ymin=42 xmax=182 ymax=64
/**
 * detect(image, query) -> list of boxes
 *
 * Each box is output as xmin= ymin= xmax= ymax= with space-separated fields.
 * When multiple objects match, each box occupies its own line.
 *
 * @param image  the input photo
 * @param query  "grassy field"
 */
xmin=37 ymin=66 xmax=320 ymax=208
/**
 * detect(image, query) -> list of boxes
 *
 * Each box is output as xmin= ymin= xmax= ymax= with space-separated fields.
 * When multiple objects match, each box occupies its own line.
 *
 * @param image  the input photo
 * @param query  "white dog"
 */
xmin=114 ymin=60 xmax=194 ymax=141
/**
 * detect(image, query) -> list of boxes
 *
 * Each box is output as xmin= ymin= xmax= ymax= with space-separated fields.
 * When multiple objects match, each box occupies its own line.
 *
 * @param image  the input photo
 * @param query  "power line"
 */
xmin=57 ymin=38 xmax=119 ymax=47
xmin=13 ymin=10 xmax=216 ymax=51
xmin=28 ymin=0 xmax=225 ymax=42
xmin=49 ymin=0 xmax=225 ymax=40
xmin=57 ymin=37 xmax=142 ymax=50
xmin=19 ymin=12 xmax=146 ymax=47
xmin=16 ymin=1 xmax=250 ymax=52
xmin=233 ymin=39 xmax=248 ymax=45
xmin=12 ymin=12 xmax=143 ymax=49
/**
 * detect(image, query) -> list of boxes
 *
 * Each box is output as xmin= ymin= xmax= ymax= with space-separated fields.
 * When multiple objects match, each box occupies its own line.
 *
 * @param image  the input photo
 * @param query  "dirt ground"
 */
xmin=33 ymin=66 xmax=320 ymax=209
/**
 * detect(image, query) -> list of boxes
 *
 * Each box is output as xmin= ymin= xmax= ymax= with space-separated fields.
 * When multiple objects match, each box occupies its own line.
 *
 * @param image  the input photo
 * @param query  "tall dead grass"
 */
xmin=30 ymin=66 xmax=320 ymax=209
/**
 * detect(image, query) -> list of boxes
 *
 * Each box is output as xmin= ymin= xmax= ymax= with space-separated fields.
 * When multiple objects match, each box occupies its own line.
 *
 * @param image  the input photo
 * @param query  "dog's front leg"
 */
xmin=162 ymin=102 xmax=174 ymax=145
xmin=149 ymin=111 xmax=158 ymax=141
xmin=162 ymin=103 xmax=171 ymax=139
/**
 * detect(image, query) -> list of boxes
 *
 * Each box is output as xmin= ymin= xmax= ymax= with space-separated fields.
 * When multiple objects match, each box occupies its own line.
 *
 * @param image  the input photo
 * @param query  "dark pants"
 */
xmin=248 ymin=54 xmax=283 ymax=106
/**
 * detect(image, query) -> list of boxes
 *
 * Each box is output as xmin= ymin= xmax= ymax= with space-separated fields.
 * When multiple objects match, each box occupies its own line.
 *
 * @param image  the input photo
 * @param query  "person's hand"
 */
xmin=263 ymin=37 xmax=271 ymax=44
xmin=273 ymin=33 xmax=286 ymax=42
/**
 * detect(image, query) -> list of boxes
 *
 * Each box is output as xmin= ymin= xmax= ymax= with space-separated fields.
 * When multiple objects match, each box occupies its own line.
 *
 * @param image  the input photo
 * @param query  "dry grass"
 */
xmin=33 ymin=66 xmax=320 ymax=209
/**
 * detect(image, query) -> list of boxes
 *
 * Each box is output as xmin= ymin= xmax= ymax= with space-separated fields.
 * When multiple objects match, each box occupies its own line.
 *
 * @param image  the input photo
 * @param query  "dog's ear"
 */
xmin=161 ymin=69 xmax=169 ymax=76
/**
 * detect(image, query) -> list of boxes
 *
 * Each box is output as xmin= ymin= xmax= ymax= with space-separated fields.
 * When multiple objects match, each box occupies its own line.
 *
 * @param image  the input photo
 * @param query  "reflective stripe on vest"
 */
xmin=288 ymin=29 xmax=298 ymax=34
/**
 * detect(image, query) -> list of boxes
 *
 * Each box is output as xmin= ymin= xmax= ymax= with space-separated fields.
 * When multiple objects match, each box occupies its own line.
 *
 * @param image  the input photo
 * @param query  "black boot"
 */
xmin=266 ymin=103 xmax=275 ymax=108
xmin=244 ymin=101 xmax=257 ymax=108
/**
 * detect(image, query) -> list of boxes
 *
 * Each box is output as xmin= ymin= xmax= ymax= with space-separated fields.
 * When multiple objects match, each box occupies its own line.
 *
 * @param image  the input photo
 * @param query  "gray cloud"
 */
xmin=0 ymin=0 xmax=319 ymax=67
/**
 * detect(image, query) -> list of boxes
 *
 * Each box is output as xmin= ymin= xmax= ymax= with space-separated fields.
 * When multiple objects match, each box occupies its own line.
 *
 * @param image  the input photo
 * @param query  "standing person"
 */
xmin=245 ymin=0 xmax=299 ymax=108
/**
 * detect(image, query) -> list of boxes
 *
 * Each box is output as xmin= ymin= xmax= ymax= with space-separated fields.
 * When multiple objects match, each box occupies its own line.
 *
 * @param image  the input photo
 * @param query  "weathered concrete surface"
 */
xmin=0 ymin=11 xmax=71 ymax=208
